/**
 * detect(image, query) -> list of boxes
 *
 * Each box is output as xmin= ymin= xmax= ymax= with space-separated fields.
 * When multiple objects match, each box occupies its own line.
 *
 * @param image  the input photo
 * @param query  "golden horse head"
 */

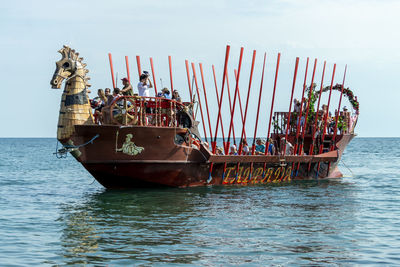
xmin=50 ymin=45 xmax=90 ymax=89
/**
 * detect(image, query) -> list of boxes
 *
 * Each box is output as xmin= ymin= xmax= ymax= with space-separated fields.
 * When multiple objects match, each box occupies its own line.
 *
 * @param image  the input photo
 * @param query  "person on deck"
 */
xmin=229 ymin=144 xmax=238 ymax=155
xmin=101 ymin=88 xmax=121 ymax=124
xmin=328 ymin=111 xmax=335 ymax=134
xmin=172 ymin=90 xmax=182 ymax=103
xmin=241 ymin=140 xmax=249 ymax=155
xmin=216 ymin=146 xmax=225 ymax=155
xmin=120 ymin=78 xmax=133 ymax=96
xmin=281 ymin=137 xmax=294 ymax=155
xmin=161 ymin=87 xmax=171 ymax=99
xmin=112 ymin=88 xmax=122 ymax=103
xmin=255 ymin=139 xmax=265 ymax=155
xmin=137 ymin=73 xmax=153 ymax=97
xmin=104 ymin=88 xmax=113 ymax=105
xmin=267 ymin=138 xmax=276 ymax=155
xmin=294 ymin=98 xmax=301 ymax=113
xmin=94 ymin=89 xmax=107 ymax=124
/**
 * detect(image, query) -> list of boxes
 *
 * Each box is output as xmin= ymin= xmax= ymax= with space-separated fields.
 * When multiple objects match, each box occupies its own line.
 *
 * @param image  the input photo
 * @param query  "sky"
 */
xmin=1 ymin=0 xmax=399 ymax=137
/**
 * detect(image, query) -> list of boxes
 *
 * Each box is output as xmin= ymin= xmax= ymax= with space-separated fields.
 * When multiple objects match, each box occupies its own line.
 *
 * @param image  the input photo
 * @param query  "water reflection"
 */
xmin=58 ymin=181 xmax=359 ymax=265
xmin=58 ymin=188 xmax=215 ymax=265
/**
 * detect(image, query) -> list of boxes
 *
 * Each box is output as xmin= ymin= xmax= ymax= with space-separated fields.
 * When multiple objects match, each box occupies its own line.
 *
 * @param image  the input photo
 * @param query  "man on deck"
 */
xmin=137 ymin=72 xmax=153 ymax=97
xmin=121 ymin=78 xmax=133 ymax=96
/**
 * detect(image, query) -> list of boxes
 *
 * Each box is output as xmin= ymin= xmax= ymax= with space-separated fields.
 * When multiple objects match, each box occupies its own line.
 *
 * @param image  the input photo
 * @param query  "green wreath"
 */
xmin=306 ymin=83 xmax=359 ymax=113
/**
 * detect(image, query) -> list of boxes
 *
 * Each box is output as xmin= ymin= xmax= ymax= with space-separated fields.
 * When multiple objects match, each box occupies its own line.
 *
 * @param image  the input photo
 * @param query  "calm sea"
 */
xmin=0 ymin=138 xmax=399 ymax=266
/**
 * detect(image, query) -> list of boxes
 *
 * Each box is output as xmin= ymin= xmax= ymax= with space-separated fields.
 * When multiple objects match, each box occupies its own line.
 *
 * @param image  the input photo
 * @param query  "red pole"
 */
xmin=295 ymin=58 xmax=317 ymax=176
xmin=247 ymin=52 xmax=267 ymax=183
xmin=265 ymin=53 xmax=281 ymax=146
xmin=208 ymin=46 xmax=230 ymax=183
xmin=225 ymin=71 xmax=237 ymax=148
xmin=316 ymin=64 xmax=336 ymax=177
xmin=283 ymin=57 xmax=300 ymax=155
xmin=330 ymin=65 xmax=347 ymax=150
xmin=185 ymin=60 xmax=193 ymax=102
xmin=299 ymin=58 xmax=317 ymax=155
xmin=262 ymin=52 xmax=281 ymax=179
xmin=191 ymin=62 xmax=208 ymax=142
xmin=233 ymin=69 xmax=247 ymax=141
xmin=199 ymin=63 xmax=213 ymax=141
xmin=212 ymin=65 xmax=225 ymax=148
xmin=324 ymin=65 xmax=348 ymax=177
xmin=150 ymin=57 xmax=158 ymax=95
xmin=136 ymin=55 xmax=142 ymax=77
xmin=293 ymin=57 xmax=309 ymax=155
xmin=251 ymin=52 xmax=267 ymax=155
xmin=212 ymin=45 xmax=231 ymax=154
xmin=168 ymin=55 xmax=174 ymax=94
xmin=234 ymin=50 xmax=256 ymax=184
xmin=318 ymin=63 xmax=336 ymax=154
xmin=125 ymin=56 xmax=131 ymax=83
xmin=108 ymin=53 xmax=116 ymax=89
xmin=309 ymin=61 xmax=327 ymax=158
xmin=238 ymin=50 xmax=257 ymax=154
xmin=226 ymin=47 xmax=244 ymax=153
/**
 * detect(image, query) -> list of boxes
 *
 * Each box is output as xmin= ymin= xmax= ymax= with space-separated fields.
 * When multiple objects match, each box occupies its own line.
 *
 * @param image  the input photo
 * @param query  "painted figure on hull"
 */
xmin=116 ymin=134 xmax=144 ymax=156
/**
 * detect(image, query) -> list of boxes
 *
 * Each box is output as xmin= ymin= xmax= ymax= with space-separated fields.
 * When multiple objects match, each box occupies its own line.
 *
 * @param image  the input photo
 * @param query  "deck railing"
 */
xmin=273 ymin=111 xmax=356 ymax=136
xmin=94 ymin=96 xmax=190 ymax=127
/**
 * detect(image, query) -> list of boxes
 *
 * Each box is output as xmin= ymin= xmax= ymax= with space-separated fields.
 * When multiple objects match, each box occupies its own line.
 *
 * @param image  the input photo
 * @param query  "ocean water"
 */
xmin=0 ymin=137 xmax=399 ymax=266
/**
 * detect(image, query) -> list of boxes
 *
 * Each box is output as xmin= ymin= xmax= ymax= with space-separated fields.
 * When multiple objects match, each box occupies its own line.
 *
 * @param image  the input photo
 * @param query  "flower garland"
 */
xmin=307 ymin=83 xmax=359 ymax=113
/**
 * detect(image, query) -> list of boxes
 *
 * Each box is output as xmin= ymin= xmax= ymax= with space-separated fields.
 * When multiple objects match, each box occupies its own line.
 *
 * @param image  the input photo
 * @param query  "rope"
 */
xmin=55 ymin=139 xmax=67 ymax=159
xmin=340 ymin=158 xmax=354 ymax=176
xmin=54 ymin=134 xmax=100 ymax=158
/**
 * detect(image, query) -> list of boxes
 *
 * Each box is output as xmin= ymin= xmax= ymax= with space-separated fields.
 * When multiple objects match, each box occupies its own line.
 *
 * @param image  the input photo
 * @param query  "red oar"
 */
xmin=108 ymin=53 xmax=116 ymax=89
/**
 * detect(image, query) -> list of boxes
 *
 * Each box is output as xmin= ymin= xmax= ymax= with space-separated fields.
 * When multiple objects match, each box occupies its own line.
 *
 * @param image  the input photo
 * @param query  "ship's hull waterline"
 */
xmin=63 ymin=125 xmax=353 ymax=188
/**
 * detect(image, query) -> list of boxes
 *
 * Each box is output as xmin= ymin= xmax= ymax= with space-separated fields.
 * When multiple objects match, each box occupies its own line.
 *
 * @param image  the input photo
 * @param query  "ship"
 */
xmin=50 ymin=45 xmax=359 ymax=188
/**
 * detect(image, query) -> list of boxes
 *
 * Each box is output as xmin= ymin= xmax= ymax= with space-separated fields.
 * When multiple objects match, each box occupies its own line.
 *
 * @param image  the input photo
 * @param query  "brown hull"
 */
xmin=65 ymin=125 xmax=354 ymax=188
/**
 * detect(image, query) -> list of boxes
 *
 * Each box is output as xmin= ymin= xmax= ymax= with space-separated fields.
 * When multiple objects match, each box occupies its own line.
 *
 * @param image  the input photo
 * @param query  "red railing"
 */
xmin=96 ymin=96 xmax=188 ymax=127
xmin=273 ymin=111 xmax=352 ymax=136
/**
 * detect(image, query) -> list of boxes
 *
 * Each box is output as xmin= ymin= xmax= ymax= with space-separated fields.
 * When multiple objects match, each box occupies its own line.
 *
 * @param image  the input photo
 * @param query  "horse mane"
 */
xmin=58 ymin=45 xmax=91 ymax=87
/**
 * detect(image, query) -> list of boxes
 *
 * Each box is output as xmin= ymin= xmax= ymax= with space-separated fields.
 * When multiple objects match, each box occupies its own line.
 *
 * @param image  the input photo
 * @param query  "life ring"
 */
xmin=191 ymin=138 xmax=201 ymax=150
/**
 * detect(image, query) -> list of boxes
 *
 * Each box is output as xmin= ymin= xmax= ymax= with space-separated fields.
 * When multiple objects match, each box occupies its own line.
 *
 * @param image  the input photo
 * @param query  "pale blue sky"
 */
xmin=1 ymin=0 xmax=398 ymax=137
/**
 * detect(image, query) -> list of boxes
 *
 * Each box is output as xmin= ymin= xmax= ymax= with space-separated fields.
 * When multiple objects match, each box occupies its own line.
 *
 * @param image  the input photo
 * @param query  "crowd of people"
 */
xmin=90 ymin=71 xmax=182 ymax=124
xmin=274 ymin=98 xmax=354 ymax=137
xmin=214 ymin=137 xmax=294 ymax=156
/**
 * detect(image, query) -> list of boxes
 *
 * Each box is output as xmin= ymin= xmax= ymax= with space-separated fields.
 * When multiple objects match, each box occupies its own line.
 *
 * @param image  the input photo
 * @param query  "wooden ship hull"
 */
xmin=67 ymin=125 xmax=354 ymax=188
xmin=51 ymin=45 xmax=359 ymax=189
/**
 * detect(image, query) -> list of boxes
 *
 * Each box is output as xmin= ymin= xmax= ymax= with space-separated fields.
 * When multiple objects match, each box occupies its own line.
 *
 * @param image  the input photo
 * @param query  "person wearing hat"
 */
xmin=255 ymin=139 xmax=265 ymax=155
xmin=137 ymin=73 xmax=153 ymax=97
xmin=216 ymin=146 xmax=224 ymax=155
xmin=121 ymin=77 xmax=133 ymax=96
xmin=161 ymin=87 xmax=171 ymax=99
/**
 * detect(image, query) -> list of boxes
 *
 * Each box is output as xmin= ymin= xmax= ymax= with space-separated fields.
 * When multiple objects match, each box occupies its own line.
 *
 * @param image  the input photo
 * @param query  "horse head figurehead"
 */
xmin=50 ymin=45 xmax=86 ymax=89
